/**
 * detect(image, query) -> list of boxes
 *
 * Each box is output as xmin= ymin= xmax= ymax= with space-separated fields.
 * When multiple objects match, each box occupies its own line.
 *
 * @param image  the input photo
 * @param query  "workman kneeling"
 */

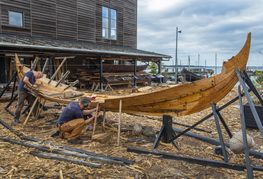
xmin=55 ymin=97 xmax=97 ymax=144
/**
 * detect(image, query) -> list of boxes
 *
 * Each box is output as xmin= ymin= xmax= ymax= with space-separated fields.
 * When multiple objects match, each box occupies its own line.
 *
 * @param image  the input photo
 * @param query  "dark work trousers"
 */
xmin=14 ymin=90 xmax=36 ymax=121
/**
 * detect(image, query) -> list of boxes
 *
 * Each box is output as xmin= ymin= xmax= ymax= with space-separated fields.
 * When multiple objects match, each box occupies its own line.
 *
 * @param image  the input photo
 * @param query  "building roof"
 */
xmin=0 ymin=34 xmax=171 ymax=60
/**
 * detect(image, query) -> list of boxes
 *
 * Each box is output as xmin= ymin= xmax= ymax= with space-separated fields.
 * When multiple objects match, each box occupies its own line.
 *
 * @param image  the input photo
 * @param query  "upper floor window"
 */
xmin=102 ymin=6 xmax=117 ymax=40
xmin=8 ymin=11 xmax=23 ymax=27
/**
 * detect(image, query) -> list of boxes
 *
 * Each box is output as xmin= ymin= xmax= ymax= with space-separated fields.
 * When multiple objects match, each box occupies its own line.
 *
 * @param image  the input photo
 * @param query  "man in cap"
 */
xmin=13 ymin=70 xmax=43 ymax=125
xmin=56 ymin=97 xmax=97 ymax=144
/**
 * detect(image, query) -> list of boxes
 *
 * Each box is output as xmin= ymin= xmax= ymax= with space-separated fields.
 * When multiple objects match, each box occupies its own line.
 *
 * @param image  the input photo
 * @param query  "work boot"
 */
xmin=12 ymin=119 xmax=21 ymax=126
xmin=51 ymin=131 xmax=60 ymax=138
xmin=67 ymin=138 xmax=83 ymax=145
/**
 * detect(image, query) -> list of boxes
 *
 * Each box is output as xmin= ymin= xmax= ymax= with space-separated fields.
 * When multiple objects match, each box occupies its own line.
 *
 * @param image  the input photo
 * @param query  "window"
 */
xmin=8 ymin=11 xmax=23 ymax=27
xmin=102 ymin=7 xmax=117 ymax=40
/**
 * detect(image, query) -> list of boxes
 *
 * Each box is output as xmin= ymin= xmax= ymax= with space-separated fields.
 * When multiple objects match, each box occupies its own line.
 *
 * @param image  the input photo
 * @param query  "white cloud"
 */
xmin=137 ymin=0 xmax=263 ymax=66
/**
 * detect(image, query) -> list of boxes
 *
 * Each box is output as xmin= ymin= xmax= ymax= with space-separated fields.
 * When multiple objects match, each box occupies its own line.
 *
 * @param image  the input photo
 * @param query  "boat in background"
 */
xmin=180 ymin=68 xmax=205 ymax=82
xmin=98 ymin=64 xmax=148 ymax=73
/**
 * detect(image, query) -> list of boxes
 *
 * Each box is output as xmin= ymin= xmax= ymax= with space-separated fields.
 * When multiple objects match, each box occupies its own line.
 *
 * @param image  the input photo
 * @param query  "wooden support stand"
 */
xmin=92 ymin=103 xmax=100 ymax=136
xmin=117 ymin=100 xmax=122 ymax=146
xmin=23 ymin=97 xmax=39 ymax=126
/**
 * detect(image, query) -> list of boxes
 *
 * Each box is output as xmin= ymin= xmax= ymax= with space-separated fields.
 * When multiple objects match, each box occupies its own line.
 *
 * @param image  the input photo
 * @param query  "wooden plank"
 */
xmin=92 ymin=103 xmax=100 ymax=136
xmin=23 ymin=97 xmax=39 ymax=126
xmin=117 ymin=100 xmax=122 ymax=146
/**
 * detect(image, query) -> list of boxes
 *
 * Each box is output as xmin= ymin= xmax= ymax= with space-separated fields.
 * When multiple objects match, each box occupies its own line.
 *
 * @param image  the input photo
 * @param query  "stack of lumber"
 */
xmin=69 ymin=69 xmax=151 ymax=89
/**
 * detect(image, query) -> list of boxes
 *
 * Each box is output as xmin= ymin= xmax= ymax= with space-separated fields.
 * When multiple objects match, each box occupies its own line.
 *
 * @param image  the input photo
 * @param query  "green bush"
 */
xmin=255 ymin=70 xmax=263 ymax=85
xmin=149 ymin=62 xmax=157 ymax=75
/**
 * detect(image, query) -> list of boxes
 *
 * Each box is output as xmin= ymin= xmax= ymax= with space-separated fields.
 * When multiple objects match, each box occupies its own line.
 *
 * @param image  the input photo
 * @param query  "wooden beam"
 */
xmin=42 ymin=58 xmax=49 ymax=73
xmin=48 ymin=57 xmax=67 ymax=84
xmin=102 ymin=108 xmax=106 ymax=131
xmin=92 ymin=103 xmax=100 ymax=136
xmin=63 ymin=80 xmax=79 ymax=91
xmin=117 ymin=100 xmax=122 ymax=146
xmin=55 ymin=56 xmax=75 ymax=60
xmin=55 ymin=70 xmax=70 ymax=87
xmin=30 ymin=151 xmax=101 ymax=168
xmin=23 ymin=97 xmax=39 ymax=126
xmin=31 ymin=57 xmax=39 ymax=70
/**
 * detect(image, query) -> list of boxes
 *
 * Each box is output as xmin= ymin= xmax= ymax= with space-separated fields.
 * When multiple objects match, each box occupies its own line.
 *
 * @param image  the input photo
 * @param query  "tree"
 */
xmin=149 ymin=62 xmax=157 ymax=75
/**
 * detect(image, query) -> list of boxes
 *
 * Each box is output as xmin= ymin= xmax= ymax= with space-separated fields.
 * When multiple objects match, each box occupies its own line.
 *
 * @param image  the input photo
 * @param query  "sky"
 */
xmin=137 ymin=0 xmax=263 ymax=67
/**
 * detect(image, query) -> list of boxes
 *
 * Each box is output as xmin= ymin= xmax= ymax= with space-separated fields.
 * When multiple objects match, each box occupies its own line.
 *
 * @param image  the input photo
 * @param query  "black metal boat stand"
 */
xmin=128 ymin=70 xmax=263 ymax=179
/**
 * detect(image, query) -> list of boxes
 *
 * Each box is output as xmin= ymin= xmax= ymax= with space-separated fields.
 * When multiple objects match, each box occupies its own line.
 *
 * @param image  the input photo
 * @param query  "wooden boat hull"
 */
xmin=15 ymin=33 xmax=251 ymax=116
xmin=15 ymin=57 xmax=85 ymax=105
xmin=102 ymin=33 xmax=251 ymax=116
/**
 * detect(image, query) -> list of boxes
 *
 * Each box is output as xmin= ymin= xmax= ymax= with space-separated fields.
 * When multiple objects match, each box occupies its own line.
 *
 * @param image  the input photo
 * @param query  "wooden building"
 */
xmin=0 ymin=0 xmax=170 ymax=88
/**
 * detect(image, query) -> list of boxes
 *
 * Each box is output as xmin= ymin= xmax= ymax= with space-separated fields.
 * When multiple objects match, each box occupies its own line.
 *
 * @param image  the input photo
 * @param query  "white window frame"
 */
xmin=102 ymin=6 xmax=117 ymax=40
xmin=8 ymin=11 xmax=24 ymax=27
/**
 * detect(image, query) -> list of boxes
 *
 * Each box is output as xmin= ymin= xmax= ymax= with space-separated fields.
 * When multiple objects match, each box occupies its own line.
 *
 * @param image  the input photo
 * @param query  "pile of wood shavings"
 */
xmin=0 ymin=88 xmax=263 ymax=178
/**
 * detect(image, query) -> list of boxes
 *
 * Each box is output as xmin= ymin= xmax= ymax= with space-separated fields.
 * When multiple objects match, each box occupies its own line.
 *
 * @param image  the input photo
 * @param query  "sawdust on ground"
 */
xmin=0 ymin=87 xmax=263 ymax=178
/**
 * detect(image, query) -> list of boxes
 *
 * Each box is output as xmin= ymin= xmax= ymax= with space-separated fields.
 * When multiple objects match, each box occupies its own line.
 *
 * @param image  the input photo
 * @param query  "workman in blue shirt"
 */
xmin=13 ymin=70 xmax=43 ymax=125
xmin=56 ymin=97 xmax=97 ymax=144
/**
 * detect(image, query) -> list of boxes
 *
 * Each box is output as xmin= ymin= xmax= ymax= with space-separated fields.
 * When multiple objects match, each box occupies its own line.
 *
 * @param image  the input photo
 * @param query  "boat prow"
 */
xmin=102 ymin=33 xmax=251 ymax=116
xmin=15 ymin=33 xmax=251 ymax=116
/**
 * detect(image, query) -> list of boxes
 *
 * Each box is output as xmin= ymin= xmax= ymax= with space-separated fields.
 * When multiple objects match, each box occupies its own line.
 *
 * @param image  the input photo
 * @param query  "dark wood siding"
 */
xmin=0 ymin=0 xmax=31 ymax=35
xmin=31 ymin=0 xmax=57 ymax=38
xmin=57 ymin=0 xmax=77 ymax=40
xmin=96 ymin=0 xmax=137 ymax=48
xmin=123 ymin=0 xmax=137 ymax=48
xmin=0 ymin=0 xmax=137 ymax=48
xmin=77 ymin=0 xmax=96 ymax=42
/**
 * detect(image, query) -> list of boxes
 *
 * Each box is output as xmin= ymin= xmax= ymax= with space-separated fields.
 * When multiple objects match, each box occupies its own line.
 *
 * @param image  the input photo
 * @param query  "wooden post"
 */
xmin=102 ymin=108 xmax=106 ymax=131
xmin=42 ymin=58 xmax=49 ymax=73
xmin=238 ymin=85 xmax=254 ymax=178
xmin=100 ymin=59 xmax=103 ymax=91
xmin=48 ymin=57 xmax=67 ymax=84
xmin=34 ymin=98 xmax=41 ymax=119
xmin=31 ymin=57 xmax=39 ymax=70
xmin=36 ymin=99 xmax=46 ymax=120
xmin=23 ymin=97 xmax=39 ymax=126
xmin=92 ymin=103 xmax=100 ymax=136
xmin=117 ymin=100 xmax=122 ymax=146
xmin=59 ymin=170 xmax=64 ymax=179
xmin=55 ymin=70 xmax=70 ymax=87
xmin=63 ymin=80 xmax=79 ymax=91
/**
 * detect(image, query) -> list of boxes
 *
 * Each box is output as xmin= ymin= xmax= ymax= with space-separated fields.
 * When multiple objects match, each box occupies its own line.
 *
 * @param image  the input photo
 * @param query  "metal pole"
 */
xmin=0 ymin=71 xmax=17 ymax=98
xmin=215 ymin=53 xmax=217 ymax=74
xmin=198 ymin=53 xmax=200 ymax=69
xmin=243 ymin=71 xmax=263 ymax=106
xmin=212 ymin=104 xmax=229 ymax=162
xmin=205 ymin=60 xmax=207 ymax=73
xmin=171 ymin=90 xmax=249 ymax=141
xmin=238 ymin=86 xmax=254 ymax=179
xmin=175 ymin=27 xmax=181 ymax=83
xmin=11 ymin=73 xmax=17 ymax=100
xmin=236 ymin=70 xmax=263 ymax=137
xmin=188 ymin=56 xmax=190 ymax=70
